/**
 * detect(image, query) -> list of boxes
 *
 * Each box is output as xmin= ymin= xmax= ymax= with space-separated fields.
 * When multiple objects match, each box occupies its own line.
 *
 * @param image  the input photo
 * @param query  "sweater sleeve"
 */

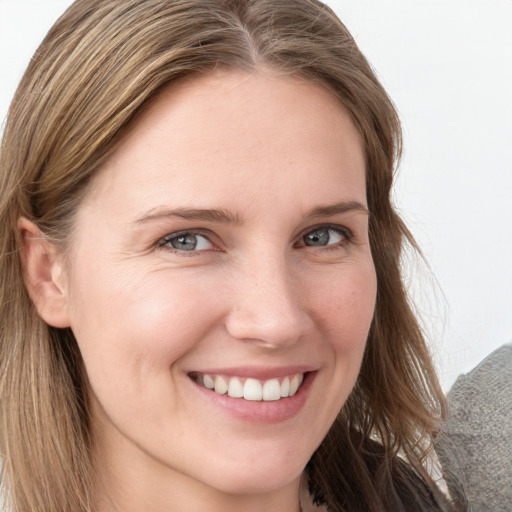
xmin=437 ymin=344 xmax=512 ymax=512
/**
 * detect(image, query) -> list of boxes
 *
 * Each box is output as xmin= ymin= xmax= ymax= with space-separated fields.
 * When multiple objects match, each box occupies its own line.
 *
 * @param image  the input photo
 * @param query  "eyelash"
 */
xmin=294 ymin=224 xmax=353 ymax=250
xmin=157 ymin=229 xmax=216 ymax=255
xmin=156 ymin=224 xmax=354 ymax=255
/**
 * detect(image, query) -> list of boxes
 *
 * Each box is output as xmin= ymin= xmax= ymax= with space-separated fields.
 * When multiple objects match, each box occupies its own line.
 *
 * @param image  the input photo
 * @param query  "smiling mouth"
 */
xmin=189 ymin=372 xmax=306 ymax=402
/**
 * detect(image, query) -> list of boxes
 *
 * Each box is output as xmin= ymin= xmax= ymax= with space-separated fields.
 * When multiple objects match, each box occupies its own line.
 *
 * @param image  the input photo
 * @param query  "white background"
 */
xmin=1 ymin=0 xmax=511 ymax=390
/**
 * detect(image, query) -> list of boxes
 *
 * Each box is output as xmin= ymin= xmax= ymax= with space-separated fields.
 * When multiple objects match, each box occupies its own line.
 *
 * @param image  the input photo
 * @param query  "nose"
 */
xmin=224 ymin=253 xmax=312 ymax=348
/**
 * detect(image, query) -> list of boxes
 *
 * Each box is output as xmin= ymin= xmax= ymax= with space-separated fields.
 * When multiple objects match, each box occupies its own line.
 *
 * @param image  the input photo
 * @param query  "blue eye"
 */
xmin=159 ymin=232 xmax=213 ymax=252
xmin=300 ymin=227 xmax=348 ymax=247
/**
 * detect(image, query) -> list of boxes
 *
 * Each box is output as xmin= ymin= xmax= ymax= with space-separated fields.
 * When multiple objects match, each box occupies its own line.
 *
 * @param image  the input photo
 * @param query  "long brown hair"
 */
xmin=0 ymin=1 xmax=458 ymax=510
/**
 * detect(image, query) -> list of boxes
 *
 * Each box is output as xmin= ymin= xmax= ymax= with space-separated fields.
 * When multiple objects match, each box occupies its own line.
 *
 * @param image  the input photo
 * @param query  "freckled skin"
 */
xmin=61 ymin=71 xmax=377 ymax=512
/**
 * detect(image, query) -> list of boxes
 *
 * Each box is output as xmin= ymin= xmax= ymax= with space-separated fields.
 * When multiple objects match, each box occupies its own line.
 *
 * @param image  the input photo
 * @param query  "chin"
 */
xmin=199 ymin=453 xmax=306 ymax=495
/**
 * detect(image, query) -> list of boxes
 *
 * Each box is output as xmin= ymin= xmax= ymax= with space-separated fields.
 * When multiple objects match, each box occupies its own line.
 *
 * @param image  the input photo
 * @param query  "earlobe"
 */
xmin=18 ymin=217 xmax=71 ymax=328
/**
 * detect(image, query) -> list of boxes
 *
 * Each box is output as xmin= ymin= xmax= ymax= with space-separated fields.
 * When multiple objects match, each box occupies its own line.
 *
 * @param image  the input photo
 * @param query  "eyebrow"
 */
xmin=306 ymin=201 xmax=369 ymax=218
xmin=133 ymin=207 xmax=244 ymax=225
xmin=133 ymin=201 xmax=369 ymax=225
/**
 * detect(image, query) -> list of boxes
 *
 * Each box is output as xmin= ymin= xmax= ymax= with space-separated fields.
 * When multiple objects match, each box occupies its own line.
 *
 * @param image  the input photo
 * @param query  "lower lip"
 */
xmin=190 ymin=372 xmax=316 ymax=424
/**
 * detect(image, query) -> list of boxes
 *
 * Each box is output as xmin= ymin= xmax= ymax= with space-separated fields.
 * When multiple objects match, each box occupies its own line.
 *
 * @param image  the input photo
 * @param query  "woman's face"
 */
xmin=61 ymin=71 xmax=376 ymax=501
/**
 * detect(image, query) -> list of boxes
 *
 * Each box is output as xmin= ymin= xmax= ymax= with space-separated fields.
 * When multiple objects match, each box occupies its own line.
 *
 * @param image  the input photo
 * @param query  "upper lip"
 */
xmin=187 ymin=365 xmax=316 ymax=380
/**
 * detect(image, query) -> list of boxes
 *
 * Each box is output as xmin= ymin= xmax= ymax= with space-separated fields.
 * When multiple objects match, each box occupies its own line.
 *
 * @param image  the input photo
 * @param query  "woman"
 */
xmin=0 ymin=1 xmax=463 ymax=511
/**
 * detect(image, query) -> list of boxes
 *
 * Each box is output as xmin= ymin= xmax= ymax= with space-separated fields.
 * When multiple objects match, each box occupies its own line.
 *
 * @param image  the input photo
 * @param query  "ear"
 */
xmin=18 ymin=217 xmax=71 ymax=328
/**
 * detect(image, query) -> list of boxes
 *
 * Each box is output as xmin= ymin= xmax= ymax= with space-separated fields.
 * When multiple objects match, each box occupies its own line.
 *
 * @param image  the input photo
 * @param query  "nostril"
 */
xmin=224 ymin=300 xmax=310 ymax=347
xmin=224 ymin=311 xmax=306 ymax=347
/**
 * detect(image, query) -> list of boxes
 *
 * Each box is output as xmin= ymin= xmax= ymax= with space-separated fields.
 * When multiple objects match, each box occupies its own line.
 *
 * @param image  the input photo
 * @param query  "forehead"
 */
xmin=81 ymin=70 xmax=366 ymax=220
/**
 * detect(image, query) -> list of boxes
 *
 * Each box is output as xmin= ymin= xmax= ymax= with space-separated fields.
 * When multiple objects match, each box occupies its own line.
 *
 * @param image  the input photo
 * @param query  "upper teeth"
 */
xmin=197 ymin=373 xmax=304 ymax=401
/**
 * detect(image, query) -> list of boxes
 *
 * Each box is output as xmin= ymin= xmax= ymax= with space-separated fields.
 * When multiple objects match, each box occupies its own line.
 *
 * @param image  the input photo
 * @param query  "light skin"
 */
xmin=20 ymin=70 xmax=377 ymax=512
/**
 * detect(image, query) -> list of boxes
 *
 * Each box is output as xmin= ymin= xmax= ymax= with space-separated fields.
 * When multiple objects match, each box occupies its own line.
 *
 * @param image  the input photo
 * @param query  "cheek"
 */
xmin=314 ymin=261 xmax=377 ymax=350
xmin=67 ymin=265 xmax=222 ymax=385
xmin=297 ymin=261 xmax=376 ymax=442
xmin=316 ymin=261 xmax=376 ymax=401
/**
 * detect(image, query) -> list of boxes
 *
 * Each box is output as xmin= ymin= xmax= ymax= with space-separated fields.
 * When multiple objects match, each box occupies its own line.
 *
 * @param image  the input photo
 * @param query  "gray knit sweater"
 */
xmin=437 ymin=344 xmax=512 ymax=512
